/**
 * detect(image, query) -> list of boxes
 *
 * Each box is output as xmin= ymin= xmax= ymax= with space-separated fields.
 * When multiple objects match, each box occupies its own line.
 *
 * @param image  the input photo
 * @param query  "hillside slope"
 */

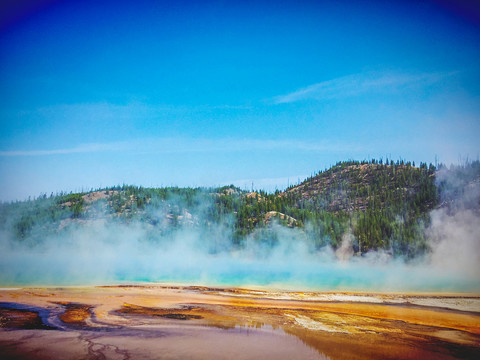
xmin=285 ymin=161 xmax=437 ymax=213
xmin=1 ymin=160 xmax=478 ymax=259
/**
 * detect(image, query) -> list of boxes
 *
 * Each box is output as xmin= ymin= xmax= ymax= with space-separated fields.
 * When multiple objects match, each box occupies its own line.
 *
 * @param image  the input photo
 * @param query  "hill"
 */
xmin=278 ymin=160 xmax=438 ymax=256
xmin=285 ymin=160 xmax=437 ymax=213
xmin=1 ymin=159 xmax=479 ymax=259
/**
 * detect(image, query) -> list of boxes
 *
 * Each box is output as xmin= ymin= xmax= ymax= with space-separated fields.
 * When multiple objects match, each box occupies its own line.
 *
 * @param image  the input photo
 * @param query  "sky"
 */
xmin=0 ymin=0 xmax=479 ymax=202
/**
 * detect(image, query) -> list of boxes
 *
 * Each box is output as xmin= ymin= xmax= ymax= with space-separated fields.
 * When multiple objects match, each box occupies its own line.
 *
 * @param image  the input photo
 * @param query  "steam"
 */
xmin=427 ymin=208 xmax=480 ymax=280
xmin=0 ymin=169 xmax=479 ymax=292
xmin=335 ymin=232 xmax=355 ymax=262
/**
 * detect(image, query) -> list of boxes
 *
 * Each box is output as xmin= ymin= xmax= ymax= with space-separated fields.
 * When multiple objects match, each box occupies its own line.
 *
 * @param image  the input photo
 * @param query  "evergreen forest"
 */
xmin=1 ymin=159 xmax=479 ymax=260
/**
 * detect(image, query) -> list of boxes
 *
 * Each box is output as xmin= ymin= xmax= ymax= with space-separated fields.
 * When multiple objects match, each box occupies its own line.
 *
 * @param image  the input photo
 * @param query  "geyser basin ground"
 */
xmin=1 ymin=286 xmax=479 ymax=359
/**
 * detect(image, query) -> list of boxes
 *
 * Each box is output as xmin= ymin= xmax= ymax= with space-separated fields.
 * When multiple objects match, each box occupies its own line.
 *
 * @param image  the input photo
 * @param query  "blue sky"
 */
xmin=0 ymin=0 xmax=479 ymax=201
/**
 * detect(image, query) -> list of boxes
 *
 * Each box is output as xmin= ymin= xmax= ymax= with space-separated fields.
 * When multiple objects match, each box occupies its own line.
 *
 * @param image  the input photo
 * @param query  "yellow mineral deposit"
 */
xmin=1 ymin=285 xmax=479 ymax=359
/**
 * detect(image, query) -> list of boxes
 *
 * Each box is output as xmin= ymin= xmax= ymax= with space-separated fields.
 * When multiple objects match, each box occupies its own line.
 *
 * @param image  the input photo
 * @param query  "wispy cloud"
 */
xmin=0 ymin=143 xmax=128 ymax=157
xmin=16 ymin=101 xmax=252 ymax=119
xmin=0 ymin=138 xmax=366 ymax=157
xmin=272 ymin=71 xmax=456 ymax=104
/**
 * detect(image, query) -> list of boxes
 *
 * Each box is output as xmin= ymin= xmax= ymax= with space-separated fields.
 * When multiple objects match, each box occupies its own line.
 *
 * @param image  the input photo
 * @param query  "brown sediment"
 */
xmin=55 ymin=302 xmax=93 ymax=326
xmin=116 ymin=302 xmax=241 ymax=329
xmin=118 ymin=303 xmax=203 ymax=320
xmin=0 ymin=307 xmax=53 ymax=330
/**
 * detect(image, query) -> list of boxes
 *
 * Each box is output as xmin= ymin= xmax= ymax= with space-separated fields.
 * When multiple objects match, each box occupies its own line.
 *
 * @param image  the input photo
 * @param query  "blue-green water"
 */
xmin=1 ymin=220 xmax=478 ymax=292
xmin=1 ymin=249 xmax=478 ymax=292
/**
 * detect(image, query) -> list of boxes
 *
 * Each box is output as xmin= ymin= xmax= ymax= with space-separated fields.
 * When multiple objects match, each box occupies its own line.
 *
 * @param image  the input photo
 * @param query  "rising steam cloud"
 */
xmin=1 ymin=170 xmax=479 ymax=292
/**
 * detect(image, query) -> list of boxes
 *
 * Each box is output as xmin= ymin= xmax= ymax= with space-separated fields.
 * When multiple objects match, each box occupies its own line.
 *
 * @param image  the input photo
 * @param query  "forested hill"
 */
xmin=285 ymin=160 xmax=437 ymax=213
xmin=1 ymin=159 xmax=479 ymax=259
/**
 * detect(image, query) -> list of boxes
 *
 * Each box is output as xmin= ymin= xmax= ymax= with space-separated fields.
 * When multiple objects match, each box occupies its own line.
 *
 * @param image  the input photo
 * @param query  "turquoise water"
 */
xmin=2 ymin=250 xmax=478 ymax=292
xmin=1 ymin=223 xmax=478 ymax=292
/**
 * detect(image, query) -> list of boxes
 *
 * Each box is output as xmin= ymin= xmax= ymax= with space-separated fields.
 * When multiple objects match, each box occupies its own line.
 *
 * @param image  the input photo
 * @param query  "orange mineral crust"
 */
xmin=0 ymin=286 xmax=479 ymax=359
